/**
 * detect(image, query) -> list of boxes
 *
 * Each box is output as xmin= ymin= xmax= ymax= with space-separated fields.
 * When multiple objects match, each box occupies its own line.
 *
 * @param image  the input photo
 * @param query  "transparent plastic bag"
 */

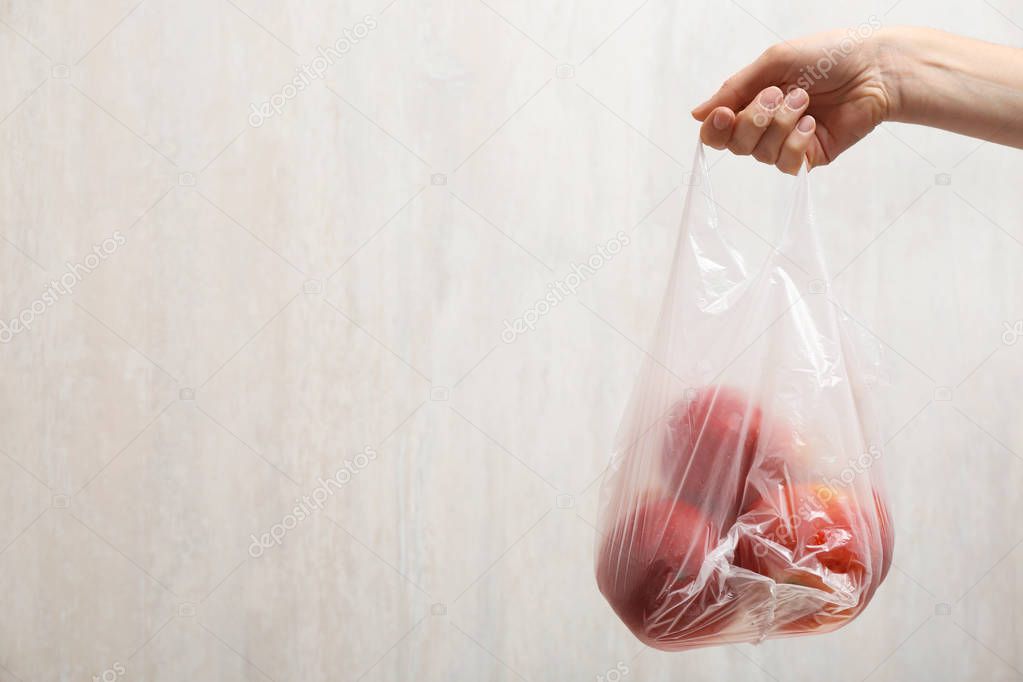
xmin=595 ymin=145 xmax=894 ymax=651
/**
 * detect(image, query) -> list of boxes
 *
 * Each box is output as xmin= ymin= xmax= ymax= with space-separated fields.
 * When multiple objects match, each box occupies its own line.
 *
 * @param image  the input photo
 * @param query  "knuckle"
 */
xmin=782 ymin=136 xmax=804 ymax=155
xmin=776 ymin=156 xmax=798 ymax=174
xmin=728 ymin=140 xmax=754 ymax=156
xmin=700 ymin=128 xmax=728 ymax=150
xmin=760 ymin=44 xmax=783 ymax=62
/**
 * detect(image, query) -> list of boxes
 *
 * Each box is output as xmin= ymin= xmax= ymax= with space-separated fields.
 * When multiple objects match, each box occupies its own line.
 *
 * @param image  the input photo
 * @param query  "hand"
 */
xmin=691 ymin=27 xmax=897 ymax=174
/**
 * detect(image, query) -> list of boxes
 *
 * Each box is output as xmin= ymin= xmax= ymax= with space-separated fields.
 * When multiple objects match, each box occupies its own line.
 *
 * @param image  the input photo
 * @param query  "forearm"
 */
xmin=881 ymin=27 xmax=1023 ymax=148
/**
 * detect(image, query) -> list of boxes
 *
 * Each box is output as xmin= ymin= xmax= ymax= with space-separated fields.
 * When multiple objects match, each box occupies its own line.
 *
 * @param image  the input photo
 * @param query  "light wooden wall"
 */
xmin=0 ymin=0 xmax=1021 ymax=680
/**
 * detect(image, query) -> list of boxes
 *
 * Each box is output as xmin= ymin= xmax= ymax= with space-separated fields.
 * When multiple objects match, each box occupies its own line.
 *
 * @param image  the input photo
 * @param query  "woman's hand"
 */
xmin=692 ymin=26 xmax=1023 ymax=174
xmin=691 ymin=27 xmax=897 ymax=174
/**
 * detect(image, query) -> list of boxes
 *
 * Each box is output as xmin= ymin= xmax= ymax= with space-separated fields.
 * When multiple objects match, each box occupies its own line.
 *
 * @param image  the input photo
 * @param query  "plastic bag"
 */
xmin=595 ymin=145 xmax=894 ymax=650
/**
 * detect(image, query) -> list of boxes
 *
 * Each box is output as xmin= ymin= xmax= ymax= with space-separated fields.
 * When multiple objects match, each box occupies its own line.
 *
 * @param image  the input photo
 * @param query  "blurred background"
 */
xmin=0 ymin=0 xmax=1021 ymax=680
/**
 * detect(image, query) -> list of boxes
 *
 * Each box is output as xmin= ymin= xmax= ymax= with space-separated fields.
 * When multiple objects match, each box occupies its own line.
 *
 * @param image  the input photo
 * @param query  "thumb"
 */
xmin=691 ymin=47 xmax=788 ymax=121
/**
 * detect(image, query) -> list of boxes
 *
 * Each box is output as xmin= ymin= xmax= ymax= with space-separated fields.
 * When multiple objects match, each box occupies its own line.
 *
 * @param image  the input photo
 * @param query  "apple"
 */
xmin=733 ymin=482 xmax=888 ymax=633
xmin=662 ymin=386 xmax=762 ymax=526
xmin=596 ymin=497 xmax=726 ymax=647
xmin=601 ymin=383 xmax=896 ymax=644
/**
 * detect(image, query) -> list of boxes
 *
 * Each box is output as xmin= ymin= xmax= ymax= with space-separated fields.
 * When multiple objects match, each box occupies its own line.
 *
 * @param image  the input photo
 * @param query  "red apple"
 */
xmin=663 ymin=386 xmax=762 ymax=526
xmin=597 ymin=497 xmax=726 ymax=646
xmin=734 ymin=482 xmax=886 ymax=633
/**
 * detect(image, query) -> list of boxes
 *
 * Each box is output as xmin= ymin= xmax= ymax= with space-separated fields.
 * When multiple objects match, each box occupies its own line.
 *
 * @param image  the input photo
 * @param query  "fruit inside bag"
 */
xmin=595 ymin=145 xmax=894 ymax=651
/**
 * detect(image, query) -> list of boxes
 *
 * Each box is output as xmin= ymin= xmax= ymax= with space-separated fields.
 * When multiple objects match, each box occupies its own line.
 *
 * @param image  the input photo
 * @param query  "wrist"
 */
xmin=868 ymin=26 xmax=919 ymax=124
xmin=872 ymin=26 xmax=960 ymax=125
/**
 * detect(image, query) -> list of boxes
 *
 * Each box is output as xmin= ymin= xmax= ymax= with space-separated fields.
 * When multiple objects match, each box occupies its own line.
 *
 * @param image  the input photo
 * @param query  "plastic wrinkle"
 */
xmin=594 ymin=144 xmax=894 ymax=651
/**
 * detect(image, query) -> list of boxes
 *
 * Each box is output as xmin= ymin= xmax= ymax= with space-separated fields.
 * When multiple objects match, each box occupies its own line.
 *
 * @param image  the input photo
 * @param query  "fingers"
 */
xmin=696 ymin=86 xmax=822 ymax=176
xmin=699 ymin=107 xmax=735 ymax=149
xmin=776 ymin=115 xmax=816 ymax=175
xmin=728 ymin=86 xmax=784 ymax=155
xmin=751 ymin=88 xmax=809 ymax=164
xmin=691 ymin=45 xmax=788 ymax=121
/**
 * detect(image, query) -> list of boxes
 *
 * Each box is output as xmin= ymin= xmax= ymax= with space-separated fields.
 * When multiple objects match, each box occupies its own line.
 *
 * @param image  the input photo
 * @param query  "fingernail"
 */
xmin=785 ymin=88 xmax=808 ymax=108
xmin=797 ymin=116 xmax=815 ymax=133
xmin=712 ymin=109 xmax=731 ymax=130
xmin=759 ymin=87 xmax=783 ymax=109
